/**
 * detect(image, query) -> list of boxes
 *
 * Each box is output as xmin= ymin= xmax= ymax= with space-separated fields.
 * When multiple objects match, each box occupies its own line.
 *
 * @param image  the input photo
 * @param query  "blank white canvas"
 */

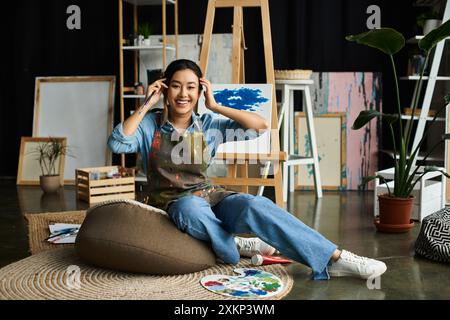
xmin=197 ymin=83 xmax=273 ymax=154
xmin=33 ymin=77 xmax=114 ymax=183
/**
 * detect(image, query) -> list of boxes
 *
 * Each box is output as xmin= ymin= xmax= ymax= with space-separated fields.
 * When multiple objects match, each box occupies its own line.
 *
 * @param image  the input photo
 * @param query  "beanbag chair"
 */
xmin=75 ymin=199 xmax=216 ymax=274
xmin=415 ymin=207 xmax=450 ymax=264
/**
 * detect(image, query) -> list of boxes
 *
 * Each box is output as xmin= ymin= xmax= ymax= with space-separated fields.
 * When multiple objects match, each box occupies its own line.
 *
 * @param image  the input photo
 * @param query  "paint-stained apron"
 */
xmin=144 ymin=113 xmax=237 ymax=211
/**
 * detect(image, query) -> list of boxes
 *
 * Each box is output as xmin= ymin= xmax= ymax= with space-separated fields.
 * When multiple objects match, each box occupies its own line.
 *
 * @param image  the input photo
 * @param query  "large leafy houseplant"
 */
xmin=346 ymin=21 xmax=450 ymax=230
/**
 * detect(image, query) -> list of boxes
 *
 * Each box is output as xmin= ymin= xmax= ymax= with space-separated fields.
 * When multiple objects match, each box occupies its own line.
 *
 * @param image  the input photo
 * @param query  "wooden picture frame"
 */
xmin=33 ymin=76 xmax=115 ymax=184
xmin=294 ymin=112 xmax=347 ymax=190
xmin=17 ymin=137 xmax=67 ymax=186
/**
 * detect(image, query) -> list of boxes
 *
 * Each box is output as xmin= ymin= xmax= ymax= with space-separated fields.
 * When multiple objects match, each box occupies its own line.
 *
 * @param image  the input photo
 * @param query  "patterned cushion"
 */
xmin=75 ymin=199 xmax=216 ymax=274
xmin=415 ymin=207 xmax=450 ymax=263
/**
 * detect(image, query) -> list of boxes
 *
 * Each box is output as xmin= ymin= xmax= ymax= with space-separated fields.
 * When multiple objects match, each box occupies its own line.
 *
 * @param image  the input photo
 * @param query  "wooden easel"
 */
xmin=199 ymin=0 xmax=286 ymax=207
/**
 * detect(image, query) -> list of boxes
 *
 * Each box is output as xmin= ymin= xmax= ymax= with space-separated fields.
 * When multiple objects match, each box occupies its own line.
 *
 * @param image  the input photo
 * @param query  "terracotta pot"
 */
xmin=375 ymin=194 xmax=415 ymax=233
xmin=39 ymin=175 xmax=61 ymax=193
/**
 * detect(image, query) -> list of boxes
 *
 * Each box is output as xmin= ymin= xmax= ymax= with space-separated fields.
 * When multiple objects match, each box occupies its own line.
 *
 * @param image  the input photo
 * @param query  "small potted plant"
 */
xmin=346 ymin=20 xmax=450 ymax=232
xmin=31 ymin=137 xmax=72 ymax=193
xmin=138 ymin=22 xmax=153 ymax=46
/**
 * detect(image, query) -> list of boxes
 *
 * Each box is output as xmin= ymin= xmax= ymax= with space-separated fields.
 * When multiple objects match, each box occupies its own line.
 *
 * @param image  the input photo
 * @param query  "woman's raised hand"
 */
xmin=199 ymin=78 xmax=219 ymax=112
xmin=141 ymin=78 xmax=168 ymax=111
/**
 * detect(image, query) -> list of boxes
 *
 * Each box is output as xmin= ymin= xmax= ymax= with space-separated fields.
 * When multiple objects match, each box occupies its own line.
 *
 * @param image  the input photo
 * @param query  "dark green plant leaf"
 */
xmin=424 ymin=166 xmax=450 ymax=179
xmin=419 ymin=20 xmax=450 ymax=53
xmin=445 ymin=92 xmax=450 ymax=104
xmin=360 ymin=175 xmax=380 ymax=185
xmin=382 ymin=114 xmax=399 ymax=125
xmin=346 ymin=28 xmax=405 ymax=55
xmin=359 ymin=175 xmax=391 ymax=195
xmin=352 ymin=110 xmax=398 ymax=130
xmin=352 ymin=110 xmax=380 ymax=129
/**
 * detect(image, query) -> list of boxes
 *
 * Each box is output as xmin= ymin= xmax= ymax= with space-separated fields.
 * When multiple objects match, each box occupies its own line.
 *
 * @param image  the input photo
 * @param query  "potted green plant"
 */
xmin=346 ymin=20 xmax=450 ymax=232
xmin=31 ymin=137 xmax=72 ymax=193
xmin=138 ymin=22 xmax=153 ymax=46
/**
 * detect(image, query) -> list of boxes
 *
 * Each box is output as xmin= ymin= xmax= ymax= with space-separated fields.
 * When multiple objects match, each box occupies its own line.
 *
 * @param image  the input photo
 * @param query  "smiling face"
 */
xmin=166 ymin=69 xmax=201 ymax=119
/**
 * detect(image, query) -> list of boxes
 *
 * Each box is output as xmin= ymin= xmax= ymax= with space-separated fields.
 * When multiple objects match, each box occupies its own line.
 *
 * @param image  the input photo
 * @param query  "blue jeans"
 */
xmin=167 ymin=193 xmax=337 ymax=280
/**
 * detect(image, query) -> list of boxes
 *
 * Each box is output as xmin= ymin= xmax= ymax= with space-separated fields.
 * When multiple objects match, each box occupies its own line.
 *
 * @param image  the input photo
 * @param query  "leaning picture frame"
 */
xmin=17 ymin=137 xmax=67 ymax=186
xmin=294 ymin=112 xmax=347 ymax=190
xmin=33 ymin=76 xmax=115 ymax=184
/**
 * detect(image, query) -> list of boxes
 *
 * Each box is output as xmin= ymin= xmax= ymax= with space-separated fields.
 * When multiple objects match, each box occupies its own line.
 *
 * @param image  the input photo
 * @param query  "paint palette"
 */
xmin=200 ymin=268 xmax=284 ymax=299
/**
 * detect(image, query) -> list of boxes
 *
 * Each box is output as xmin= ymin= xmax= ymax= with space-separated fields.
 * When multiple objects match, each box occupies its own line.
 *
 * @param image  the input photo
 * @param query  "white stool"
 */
xmin=258 ymin=79 xmax=322 ymax=201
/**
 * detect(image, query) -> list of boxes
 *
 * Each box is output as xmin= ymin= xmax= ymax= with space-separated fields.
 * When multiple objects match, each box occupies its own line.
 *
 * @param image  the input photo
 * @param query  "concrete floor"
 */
xmin=1 ymin=179 xmax=449 ymax=300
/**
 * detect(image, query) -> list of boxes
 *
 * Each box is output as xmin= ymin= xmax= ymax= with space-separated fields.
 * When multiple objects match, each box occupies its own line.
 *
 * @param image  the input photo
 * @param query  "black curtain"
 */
xmin=0 ymin=0 xmax=418 ymax=177
xmin=0 ymin=0 xmax=119 ymax=176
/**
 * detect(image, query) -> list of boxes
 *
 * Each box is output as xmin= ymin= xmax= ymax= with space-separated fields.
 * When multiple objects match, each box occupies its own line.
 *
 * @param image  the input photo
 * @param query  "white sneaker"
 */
xmin=234 ymin=237 xmax=276 ymax=258
xmin=328 ymin=250 xmax=387 ymax=279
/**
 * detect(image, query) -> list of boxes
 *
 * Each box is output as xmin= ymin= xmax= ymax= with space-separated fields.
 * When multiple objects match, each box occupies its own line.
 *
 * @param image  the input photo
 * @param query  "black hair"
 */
xmin=163 ymin=59 xmax=203 ymax=92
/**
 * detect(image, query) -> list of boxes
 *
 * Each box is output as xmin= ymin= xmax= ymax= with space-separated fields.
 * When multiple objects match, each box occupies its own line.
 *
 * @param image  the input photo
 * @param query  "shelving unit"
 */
xmin=380 ymin=0 xmax=450 ymax=202
xmin=400 ymin=75 xmax=450 ymax=80
xmin=122 ymin=45 xmax=176 ymax=51
xmin=381 ymin=0 xmax=450 ymax=203
xmin=382 ymin=1 xmax=450 ymax=161
xmin=401 ymin=114 xmax=446 ymax=121
xmin=118 ymin=0 xmax=179 ymax=169
xmin=406 ymin=0 xmax=449 ymax=170
xmin=406 ymin=35 xmax=450 ymax=43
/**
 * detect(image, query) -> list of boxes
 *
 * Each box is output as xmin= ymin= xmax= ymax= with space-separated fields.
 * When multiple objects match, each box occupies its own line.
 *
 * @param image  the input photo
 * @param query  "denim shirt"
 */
xmin=107 ymin=111 xmax=260 ymax=174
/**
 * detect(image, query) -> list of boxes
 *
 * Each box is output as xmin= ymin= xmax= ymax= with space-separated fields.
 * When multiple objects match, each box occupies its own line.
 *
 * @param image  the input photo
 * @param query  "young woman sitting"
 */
xmin=108 ymin=59 xmax=387 ymax=280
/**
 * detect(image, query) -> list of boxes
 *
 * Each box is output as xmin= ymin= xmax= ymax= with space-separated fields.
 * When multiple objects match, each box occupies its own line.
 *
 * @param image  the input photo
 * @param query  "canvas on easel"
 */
xmin=197 ymin=83 xmax=273 ymax=154
xmin=198 ymin=0 xmax=285 ymax=207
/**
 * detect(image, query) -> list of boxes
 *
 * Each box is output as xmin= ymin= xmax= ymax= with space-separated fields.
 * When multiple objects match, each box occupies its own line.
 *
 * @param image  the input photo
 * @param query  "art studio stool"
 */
xmin=276 ymin=79 xmax=322 ymax=201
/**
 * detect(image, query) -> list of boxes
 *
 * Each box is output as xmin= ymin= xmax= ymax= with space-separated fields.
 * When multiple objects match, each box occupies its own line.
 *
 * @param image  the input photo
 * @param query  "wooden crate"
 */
xmin=76 ymin=166 xmax=135 ymax=205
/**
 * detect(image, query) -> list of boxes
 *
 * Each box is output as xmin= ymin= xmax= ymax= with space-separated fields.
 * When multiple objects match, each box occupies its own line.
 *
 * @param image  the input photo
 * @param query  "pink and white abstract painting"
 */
xmin=302 ymin=72 xmax=382 ymax=190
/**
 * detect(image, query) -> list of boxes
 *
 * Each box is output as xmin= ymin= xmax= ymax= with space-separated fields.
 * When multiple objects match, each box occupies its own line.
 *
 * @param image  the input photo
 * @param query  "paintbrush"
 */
xmin=143 ymin=89 xmax=155 ymax=106
xmin=137 ymin=90 xmax=156 ymax=115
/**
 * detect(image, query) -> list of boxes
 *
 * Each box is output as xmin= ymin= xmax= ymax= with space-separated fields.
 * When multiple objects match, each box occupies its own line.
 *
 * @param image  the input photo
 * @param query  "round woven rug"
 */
xmin=0 ymin=248 xmax=293 ymax=300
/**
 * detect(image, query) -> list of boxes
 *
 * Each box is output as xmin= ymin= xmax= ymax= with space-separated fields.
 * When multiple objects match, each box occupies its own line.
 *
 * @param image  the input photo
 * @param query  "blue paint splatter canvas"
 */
xmin=213 ymin=87 xmax=269 ymax=111
xmin=198 ymin=84 xmax=273 ymax=154
xmin=200 ymin=268 xmax=284 ymax=299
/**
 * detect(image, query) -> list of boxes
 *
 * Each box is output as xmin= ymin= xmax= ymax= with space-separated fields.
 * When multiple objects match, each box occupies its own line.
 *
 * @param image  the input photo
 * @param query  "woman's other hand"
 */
xmin=199 ymin=78 xmax=219 ymax=112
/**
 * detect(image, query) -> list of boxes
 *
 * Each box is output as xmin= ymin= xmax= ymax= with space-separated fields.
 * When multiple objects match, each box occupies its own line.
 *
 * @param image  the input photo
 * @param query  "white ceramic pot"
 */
xmin=423 ymin=19 xmax=442 ymax=35
xmin=138 ymin=35 xmax=144 ymax=46
xmin=143 ymin=38 xmax=151 ymax=46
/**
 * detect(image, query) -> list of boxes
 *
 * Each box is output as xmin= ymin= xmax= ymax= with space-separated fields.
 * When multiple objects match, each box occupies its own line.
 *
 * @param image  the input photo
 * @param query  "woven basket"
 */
xmin=275 ymin=69 xmax=313 ymax=80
